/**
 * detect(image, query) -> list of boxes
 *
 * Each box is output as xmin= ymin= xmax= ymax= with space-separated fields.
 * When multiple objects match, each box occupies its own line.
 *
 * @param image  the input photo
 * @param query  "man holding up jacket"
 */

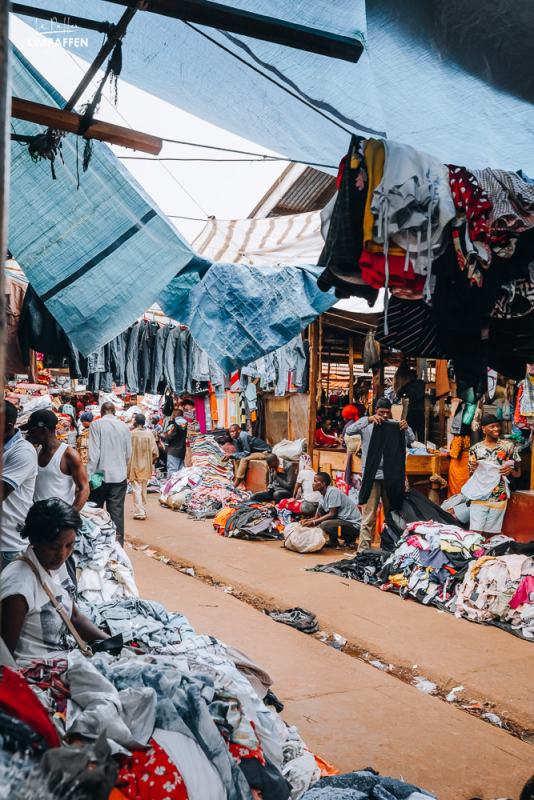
xmin=346 ymin=397 xmax=414 ymax=552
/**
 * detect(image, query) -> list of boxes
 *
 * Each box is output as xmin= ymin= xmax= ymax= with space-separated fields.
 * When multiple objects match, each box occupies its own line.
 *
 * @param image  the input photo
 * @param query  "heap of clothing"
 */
xmin=318 ymin=136 xmax=534 ymax=398
xmin=378 ymin=523 xmax=484 ymax=604
xmin=301 ymin=770 xmax=435 ymax=800
xmin=214 ymin=504 xmax=281 ymax=541
xmin=160 ymin=467 xmax=203 ymax=509
xmin=454 ymin=553 xmax=534 ymax=637
xmin=77 ymin=597 xmax=195 ymax=648
xmin=73 ymin=506 xmax=138 ymax=604
xmin=7 ymin=597 xmax=334 ymax=800
xmin=187 ymin=486 xmax=251 ymax=520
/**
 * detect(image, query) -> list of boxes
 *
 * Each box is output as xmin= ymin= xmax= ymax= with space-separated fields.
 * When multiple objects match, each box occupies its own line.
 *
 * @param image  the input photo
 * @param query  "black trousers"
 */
xmin=90 ymin=480 xmax=127 ymax=545
xmin=320 ymin=517 xmax=360 ymax=546
xmin=250 ymin=489 xmax=291 ymax=503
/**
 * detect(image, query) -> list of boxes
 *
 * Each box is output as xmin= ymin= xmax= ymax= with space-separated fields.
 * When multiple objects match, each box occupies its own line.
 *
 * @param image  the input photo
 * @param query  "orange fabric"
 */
xmin=109 ymin=791 xmax=129 ymax=800
xmin=213 ymin=506 xmax=238 ymax=533
xmin=363 ymin=139 xmax=405 ymax=258
xmin=210 ymin=392 xmax=218 ymax=422
xmin=314 ymin=755 xmax=340 ymax=777
xmin=448 ymin=450 xmax=470 ymax=497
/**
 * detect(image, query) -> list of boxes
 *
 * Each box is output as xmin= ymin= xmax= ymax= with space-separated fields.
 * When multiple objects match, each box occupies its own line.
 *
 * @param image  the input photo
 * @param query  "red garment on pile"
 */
xmin=448 ymin=166 xmax=492 ymax=243
xmin=359 ymin=250 xmax=425 ymax=295
xmin=0 ymin=666 xmax=60 ymax=748
xmin=509 ymin=576 xmax=534 ymax=609
xmin=117 ymin=740 xmax=188 ymax=799
xmin=277 ymin=498 xmax=302 ymax=513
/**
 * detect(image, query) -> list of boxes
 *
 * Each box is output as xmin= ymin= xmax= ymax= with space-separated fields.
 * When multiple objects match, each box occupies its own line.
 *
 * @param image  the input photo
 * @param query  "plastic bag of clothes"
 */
xmin=273 ymin=438 xmax=307 ymax=462
xmin=284 ymin=523 xmax=326 ymax=553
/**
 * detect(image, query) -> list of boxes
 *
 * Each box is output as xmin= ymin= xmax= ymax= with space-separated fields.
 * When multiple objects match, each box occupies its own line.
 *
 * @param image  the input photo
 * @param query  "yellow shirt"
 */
xmin=127 ymin=428 xmax=159 ymax=481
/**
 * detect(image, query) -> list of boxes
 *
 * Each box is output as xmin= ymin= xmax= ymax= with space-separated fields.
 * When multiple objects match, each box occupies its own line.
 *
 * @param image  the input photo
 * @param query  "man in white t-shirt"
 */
xmin=1 ymin=401 xmax=38 ymax=569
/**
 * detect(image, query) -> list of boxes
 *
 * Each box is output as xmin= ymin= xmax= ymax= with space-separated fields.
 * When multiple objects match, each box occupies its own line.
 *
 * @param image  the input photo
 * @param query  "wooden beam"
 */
xmin=307 ymin=321 xmax=319 ymax=458
xmin=102 ymin=0 xmax=363 ymax=63
xmin=12 ymin=4 xmax=114 ymax=35
xmin=372 ymin=343 xmax=384 ymax=408
xmin=11 ymin=97 xmax=162 ymax=155
xmin=64 ymin=2 xmax=142 ymax=113
xmin=348 ymin=334 xmax=354 ymax=404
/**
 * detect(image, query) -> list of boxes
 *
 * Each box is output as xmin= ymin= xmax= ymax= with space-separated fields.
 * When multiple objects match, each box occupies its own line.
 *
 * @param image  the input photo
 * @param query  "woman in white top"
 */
xmin=0 ymin=498 xmax=108 ymax=665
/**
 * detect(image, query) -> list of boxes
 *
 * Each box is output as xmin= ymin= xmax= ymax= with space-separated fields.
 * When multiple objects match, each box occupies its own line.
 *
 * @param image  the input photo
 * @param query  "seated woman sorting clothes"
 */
xmin=0 ymin=498 xmax=109 ymax=666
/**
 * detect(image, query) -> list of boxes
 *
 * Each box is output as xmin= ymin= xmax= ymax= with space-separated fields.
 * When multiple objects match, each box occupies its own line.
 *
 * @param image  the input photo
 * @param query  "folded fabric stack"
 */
xmin=454 ymin=553 xmax=534 ymax=637
xmin=77 ymin=597 xmax=196 ymax=648
xmin=215 ymin=504 xmax=281 ymax=541
xmin=378 ymin=522 xmax=484 ymax=604
xmin=74 ymin=506 xmax=138 ymax=604
xmin=191 ymin=435 xmax=235 ymax=486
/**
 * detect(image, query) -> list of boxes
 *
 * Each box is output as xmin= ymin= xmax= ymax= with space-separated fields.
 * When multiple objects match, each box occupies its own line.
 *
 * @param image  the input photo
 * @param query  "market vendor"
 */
xmin=250 ymin=453 xmax=296 ymax=503
xmin=0 ymin=498 xmax=109 ymax=666
xmin=223 ymin=424 xmax=272 ymax=490
xmin=315 ymin=419 xmax=342 ymax=448
xmin=467 ymin=414 xmax=521 ymax=534
xmin=346 ymin=398 xmax=414 ymax=552
xmin=302 ymin=471 xmax=361 ymax=548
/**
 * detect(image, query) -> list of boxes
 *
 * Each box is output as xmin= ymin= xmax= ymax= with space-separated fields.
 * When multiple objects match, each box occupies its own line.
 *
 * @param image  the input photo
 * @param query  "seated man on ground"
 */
xmin=0 ymin=498 xmax=109 ymax=665
xmin=315 ymin=419 xmax=342 ymax=449
xmin=278 ymin=454 xmax=322 ymax=515
xmin=302 ymin=471 xmax=361 ymax=548
xmin=250 ymin=454 xmax=297 ymax=503
xmin=222 ymin=424 xmax=272 ymax=489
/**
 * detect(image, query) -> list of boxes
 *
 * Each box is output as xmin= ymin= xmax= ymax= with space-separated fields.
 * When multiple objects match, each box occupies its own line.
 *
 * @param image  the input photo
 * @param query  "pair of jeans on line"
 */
xmin=90 ymin=481 xmax=127 ymax=545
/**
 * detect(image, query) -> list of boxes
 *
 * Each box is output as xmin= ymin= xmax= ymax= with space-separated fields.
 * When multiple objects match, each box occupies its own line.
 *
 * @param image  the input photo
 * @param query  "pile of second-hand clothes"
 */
xmin=454 ymin=551 xmax=534 ymax=638
xmin=6 ymin=596 xmax=344 ymax=800
xmin=213 ymin=504 xmax=282 ymax=541
xmin=159 ymin=437 xmax=251 ymax=518
xmin=378 ymin=522 xmax=484 ymax=605
xmin=73 ymin=505 xmax=138 ymax=604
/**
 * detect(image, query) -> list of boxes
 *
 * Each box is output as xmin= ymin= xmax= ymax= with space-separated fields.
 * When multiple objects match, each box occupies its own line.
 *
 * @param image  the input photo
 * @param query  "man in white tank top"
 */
xmin=21 ymin=410 xmax=90 ymax=511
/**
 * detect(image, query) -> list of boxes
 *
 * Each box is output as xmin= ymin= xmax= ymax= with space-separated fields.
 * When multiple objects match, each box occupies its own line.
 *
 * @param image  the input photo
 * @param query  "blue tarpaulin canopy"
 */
xmin=9 ymin=45 xmax=335 ymax=365
xmin=9 ymin=0 xmax=534 ymax=365
xmin=16 ymin=0 xmax=534 ymax=170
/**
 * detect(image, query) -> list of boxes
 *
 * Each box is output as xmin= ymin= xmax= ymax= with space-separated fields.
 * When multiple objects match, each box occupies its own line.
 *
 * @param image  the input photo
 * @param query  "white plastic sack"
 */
xmin=284 ymin=522 xmax=325 ymax=553
xmin=273 ymin=438 xmax=306 ymax=462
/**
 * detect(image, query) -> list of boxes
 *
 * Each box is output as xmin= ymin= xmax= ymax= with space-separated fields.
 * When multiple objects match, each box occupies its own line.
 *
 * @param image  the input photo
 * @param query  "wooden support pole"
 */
xmin=372 ymin=343 xmax=384 ymax=408
xmin=530 ymin=438 xmax=534 ymax=491
xmin=64 ymin=2 xmax=142 ymax=113
xmin=102 ymin=0 xmax=364 ymax=63
xmin=0 ymin=0 xmax=12 ymax=579
xmin=307 ymin=320 xmax=319 ymax=458
xmin=348 ymin=335 xmax=354 ymax=404
xmin=11 ymin=97 xmax=162 ymax=154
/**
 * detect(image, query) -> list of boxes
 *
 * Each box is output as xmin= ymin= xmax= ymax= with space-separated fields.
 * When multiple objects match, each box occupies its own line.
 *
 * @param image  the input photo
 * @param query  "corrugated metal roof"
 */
xmin=268 ymin=167 xmax=336 ymax=216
